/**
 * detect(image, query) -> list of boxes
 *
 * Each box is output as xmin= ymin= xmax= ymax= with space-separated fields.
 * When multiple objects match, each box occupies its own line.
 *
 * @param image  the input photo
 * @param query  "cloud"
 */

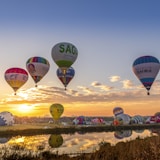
xmin=121 ymin=80 xmax=134 ymax=89
xmin=91 ymin=81 xmax=114 ymax=91
xmin=1 ymin=79 xmax=160 ymax=107
xmin=109 ymin=76 xmax=120 ymax=82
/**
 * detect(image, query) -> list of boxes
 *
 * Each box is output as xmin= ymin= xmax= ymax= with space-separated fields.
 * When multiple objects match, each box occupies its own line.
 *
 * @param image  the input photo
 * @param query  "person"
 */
xmin=28 ymin=63 xmax=36 ymax=74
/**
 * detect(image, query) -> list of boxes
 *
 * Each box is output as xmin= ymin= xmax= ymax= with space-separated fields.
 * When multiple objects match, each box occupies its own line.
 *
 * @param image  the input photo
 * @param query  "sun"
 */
xmin=18 ymin=104 xmax=34 ymax=113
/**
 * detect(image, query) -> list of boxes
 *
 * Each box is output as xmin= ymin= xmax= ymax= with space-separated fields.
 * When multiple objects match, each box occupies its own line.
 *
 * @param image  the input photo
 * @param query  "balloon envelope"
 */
xmin=50 ymin=103 xmax=64 ymax=120
xmin=51 ymin=42 xmax=78 ymax=74
xmin=57 ymin=67 xmax=75 ymax=89
xmin=113 ymin=114 xmax=131 ymax=125
xmin=26 ymin=56 xmax=50 ymax=86
xmin=4 ymin=67 xmax=28 ymax=94
xmin=0 ymin=111 xmax=14 ymax=126
xmin=130 ymin=115 xmax=144 ymax=124
xmin=113 ymin=107 xmax=124 ymax=117
xmin=48 ymin=134 xmax=63 ymax=148
xmin=132 ymin=55 xmax=160 ymax=95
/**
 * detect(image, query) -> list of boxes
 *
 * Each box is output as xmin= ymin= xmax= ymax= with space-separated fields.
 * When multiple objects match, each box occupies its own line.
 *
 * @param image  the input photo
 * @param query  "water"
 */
xmin=0 ymin=129 xmax=158 ymax=156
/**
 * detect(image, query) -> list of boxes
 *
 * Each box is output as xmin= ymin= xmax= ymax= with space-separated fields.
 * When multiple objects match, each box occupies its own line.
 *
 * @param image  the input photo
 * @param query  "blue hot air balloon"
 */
xmin=56 ymin=67 xmax=75 ymax=90
xmin=132 ymin=55 xmax=160 ymax=95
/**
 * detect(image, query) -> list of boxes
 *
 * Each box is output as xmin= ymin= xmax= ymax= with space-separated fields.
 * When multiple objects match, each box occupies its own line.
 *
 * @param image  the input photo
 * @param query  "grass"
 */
xmin=0 ymin=123 xmax=160 ymax=136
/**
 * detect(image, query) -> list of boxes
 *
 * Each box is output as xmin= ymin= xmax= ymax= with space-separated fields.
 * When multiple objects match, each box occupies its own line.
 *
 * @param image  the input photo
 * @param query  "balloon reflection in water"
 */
xmin=114 ymin=130 xmax=132 ymax=139
xmin=48 ymin=134 xmax=63 ymax=148
xmin=0 ymin=137 xmax=11 ymax=144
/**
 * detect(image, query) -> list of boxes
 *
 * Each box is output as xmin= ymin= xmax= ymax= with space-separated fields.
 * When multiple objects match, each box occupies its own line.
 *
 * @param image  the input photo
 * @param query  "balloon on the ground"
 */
xmin=50 ymin=103 xmax=64 ymax=120
xmin=56 ymin=67 xmax=75 ymax=90
xmin=0 ymin=111 xmax=14 ymax=126
xmin=130 ymin=115 xmax=144 ymax=124
xmin=113 ymin=114 xmax=131 ymax=125
xmin=4 ymin=67 xmax=28 ymax=95
xmin=51 ymin=42 xmax=78 ymax=75
xmin=132 ymin=55 xmax=160 ymax=95
xmin=113 ymin=107 xmax=124 ymax=117
xmin=26 ymin=56 xmax=50 ymax=87
xmin=48 ymin=134 xmax=63 ymax=148
xmin=91 ymin=118 xmax=105 ymax=125
xmin=73 ymin=116 xmax=86 ymax=125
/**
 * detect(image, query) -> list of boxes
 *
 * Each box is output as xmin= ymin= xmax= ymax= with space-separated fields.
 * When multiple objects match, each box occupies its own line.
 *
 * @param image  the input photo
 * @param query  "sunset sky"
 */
xmin=0 ymin=0 xmax=160 ymax=117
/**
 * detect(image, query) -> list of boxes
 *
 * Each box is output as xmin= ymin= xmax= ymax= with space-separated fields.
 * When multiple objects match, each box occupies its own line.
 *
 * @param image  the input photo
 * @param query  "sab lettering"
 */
xmin=59 ymin=44 xmax=77 ymax=55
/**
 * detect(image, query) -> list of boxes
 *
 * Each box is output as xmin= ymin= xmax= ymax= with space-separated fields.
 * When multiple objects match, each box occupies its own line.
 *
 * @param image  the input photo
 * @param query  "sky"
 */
xmin=0 ymin=0 xmax=160 ymax=117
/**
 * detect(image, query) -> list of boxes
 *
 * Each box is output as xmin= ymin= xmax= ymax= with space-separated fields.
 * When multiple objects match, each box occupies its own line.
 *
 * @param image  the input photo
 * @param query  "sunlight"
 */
xmin=18 ymin=104 xmax=34 ymax=113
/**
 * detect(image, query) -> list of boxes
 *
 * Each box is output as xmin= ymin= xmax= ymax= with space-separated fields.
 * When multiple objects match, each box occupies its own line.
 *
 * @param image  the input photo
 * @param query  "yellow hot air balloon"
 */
xmin=48 ymin=134 xmax=63 ymax=148
xmin=50 ymin=103 xmax=64 ymax=120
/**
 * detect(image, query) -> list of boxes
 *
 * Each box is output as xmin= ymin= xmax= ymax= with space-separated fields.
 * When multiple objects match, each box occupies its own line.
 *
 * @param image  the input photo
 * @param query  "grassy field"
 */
xmin=0 ymin=123 xmax=160 ymax=136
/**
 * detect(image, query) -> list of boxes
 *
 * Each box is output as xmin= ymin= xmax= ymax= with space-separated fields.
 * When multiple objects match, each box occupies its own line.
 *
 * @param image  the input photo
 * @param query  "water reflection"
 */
xmin=0 ymin=137 xmax=11 ymax=144
xmin=114 ymin=130 xmax=132 ymax=139
xmin=48 ymin=134 xmax=63 ymax=148
xmin=0 ymin=129 xmax=158 ymax=156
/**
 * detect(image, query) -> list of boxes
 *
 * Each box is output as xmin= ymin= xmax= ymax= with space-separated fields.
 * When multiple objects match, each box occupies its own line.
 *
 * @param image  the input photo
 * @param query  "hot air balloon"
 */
xmin=132 ymin=55 xmax=160 ymax=95
xmin=130 ymin=115 xmax=144 ymax=124
xmin=113 ymin=107 xmax=124 ymax=117
xmin=113 ymin=113 xmax=131 ymax=126
xmin=57 ymin=67 xmax=75 ymax=90
xmin=51 ymin=42 xmax=78 ymax=75
xmin=4 ymin=68 xmax=28 ymax=95
xmin=26 ymin=56 xmax=50 ymax=87
xmin=48 ymin=134 xmax=63 ymax=148
xmin=0 ymin=111 xmax=14 ymax=126
xmin=50 ymin=103 xmax=64 ymax=121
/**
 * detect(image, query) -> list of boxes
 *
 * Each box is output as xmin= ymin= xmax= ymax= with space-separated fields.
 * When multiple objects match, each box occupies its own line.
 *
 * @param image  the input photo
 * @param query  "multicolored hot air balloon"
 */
xmin=132 ymin=55 xmax=160 ymax=95
xmin=50 ymin=103 xmax=64 ymax=121
xmin=26 ymin=56 xmax=50 ymax=87
xmin=51 ymin=42 xmax=78 ymax=75
xmin=4 ymin=68 xmax=28 ymax=95
xmin=113 ymin=107 xmax=124 ymax=117
xmin=48 ymin=134 xmax=63 ymax=148
xmin=56 ymin=67 xmax=75 ymax=90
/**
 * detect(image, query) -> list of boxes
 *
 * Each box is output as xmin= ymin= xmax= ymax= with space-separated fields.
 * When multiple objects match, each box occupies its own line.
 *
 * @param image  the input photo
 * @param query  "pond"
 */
xmin=0 ymin=129 xmax=158 ymax=158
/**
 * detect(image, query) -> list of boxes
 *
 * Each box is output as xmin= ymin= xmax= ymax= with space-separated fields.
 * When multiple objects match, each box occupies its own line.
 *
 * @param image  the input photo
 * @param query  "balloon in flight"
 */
xmin=51 ymin=42 xmax=78 ymax=75
xmin=50 ymin=103 xmax=64 ymax=120
xmin=26 ymin=56 xmax=50 ymax=87
xmin=132 ymin=55 xmax=160 ymax=95
xmin=48 ymin=134 xmax=63 ymax=148
xmin=56 ymin=66 xmax=75 ymax=90
xmin=4 ymin=67 xmax=28 ymax=95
